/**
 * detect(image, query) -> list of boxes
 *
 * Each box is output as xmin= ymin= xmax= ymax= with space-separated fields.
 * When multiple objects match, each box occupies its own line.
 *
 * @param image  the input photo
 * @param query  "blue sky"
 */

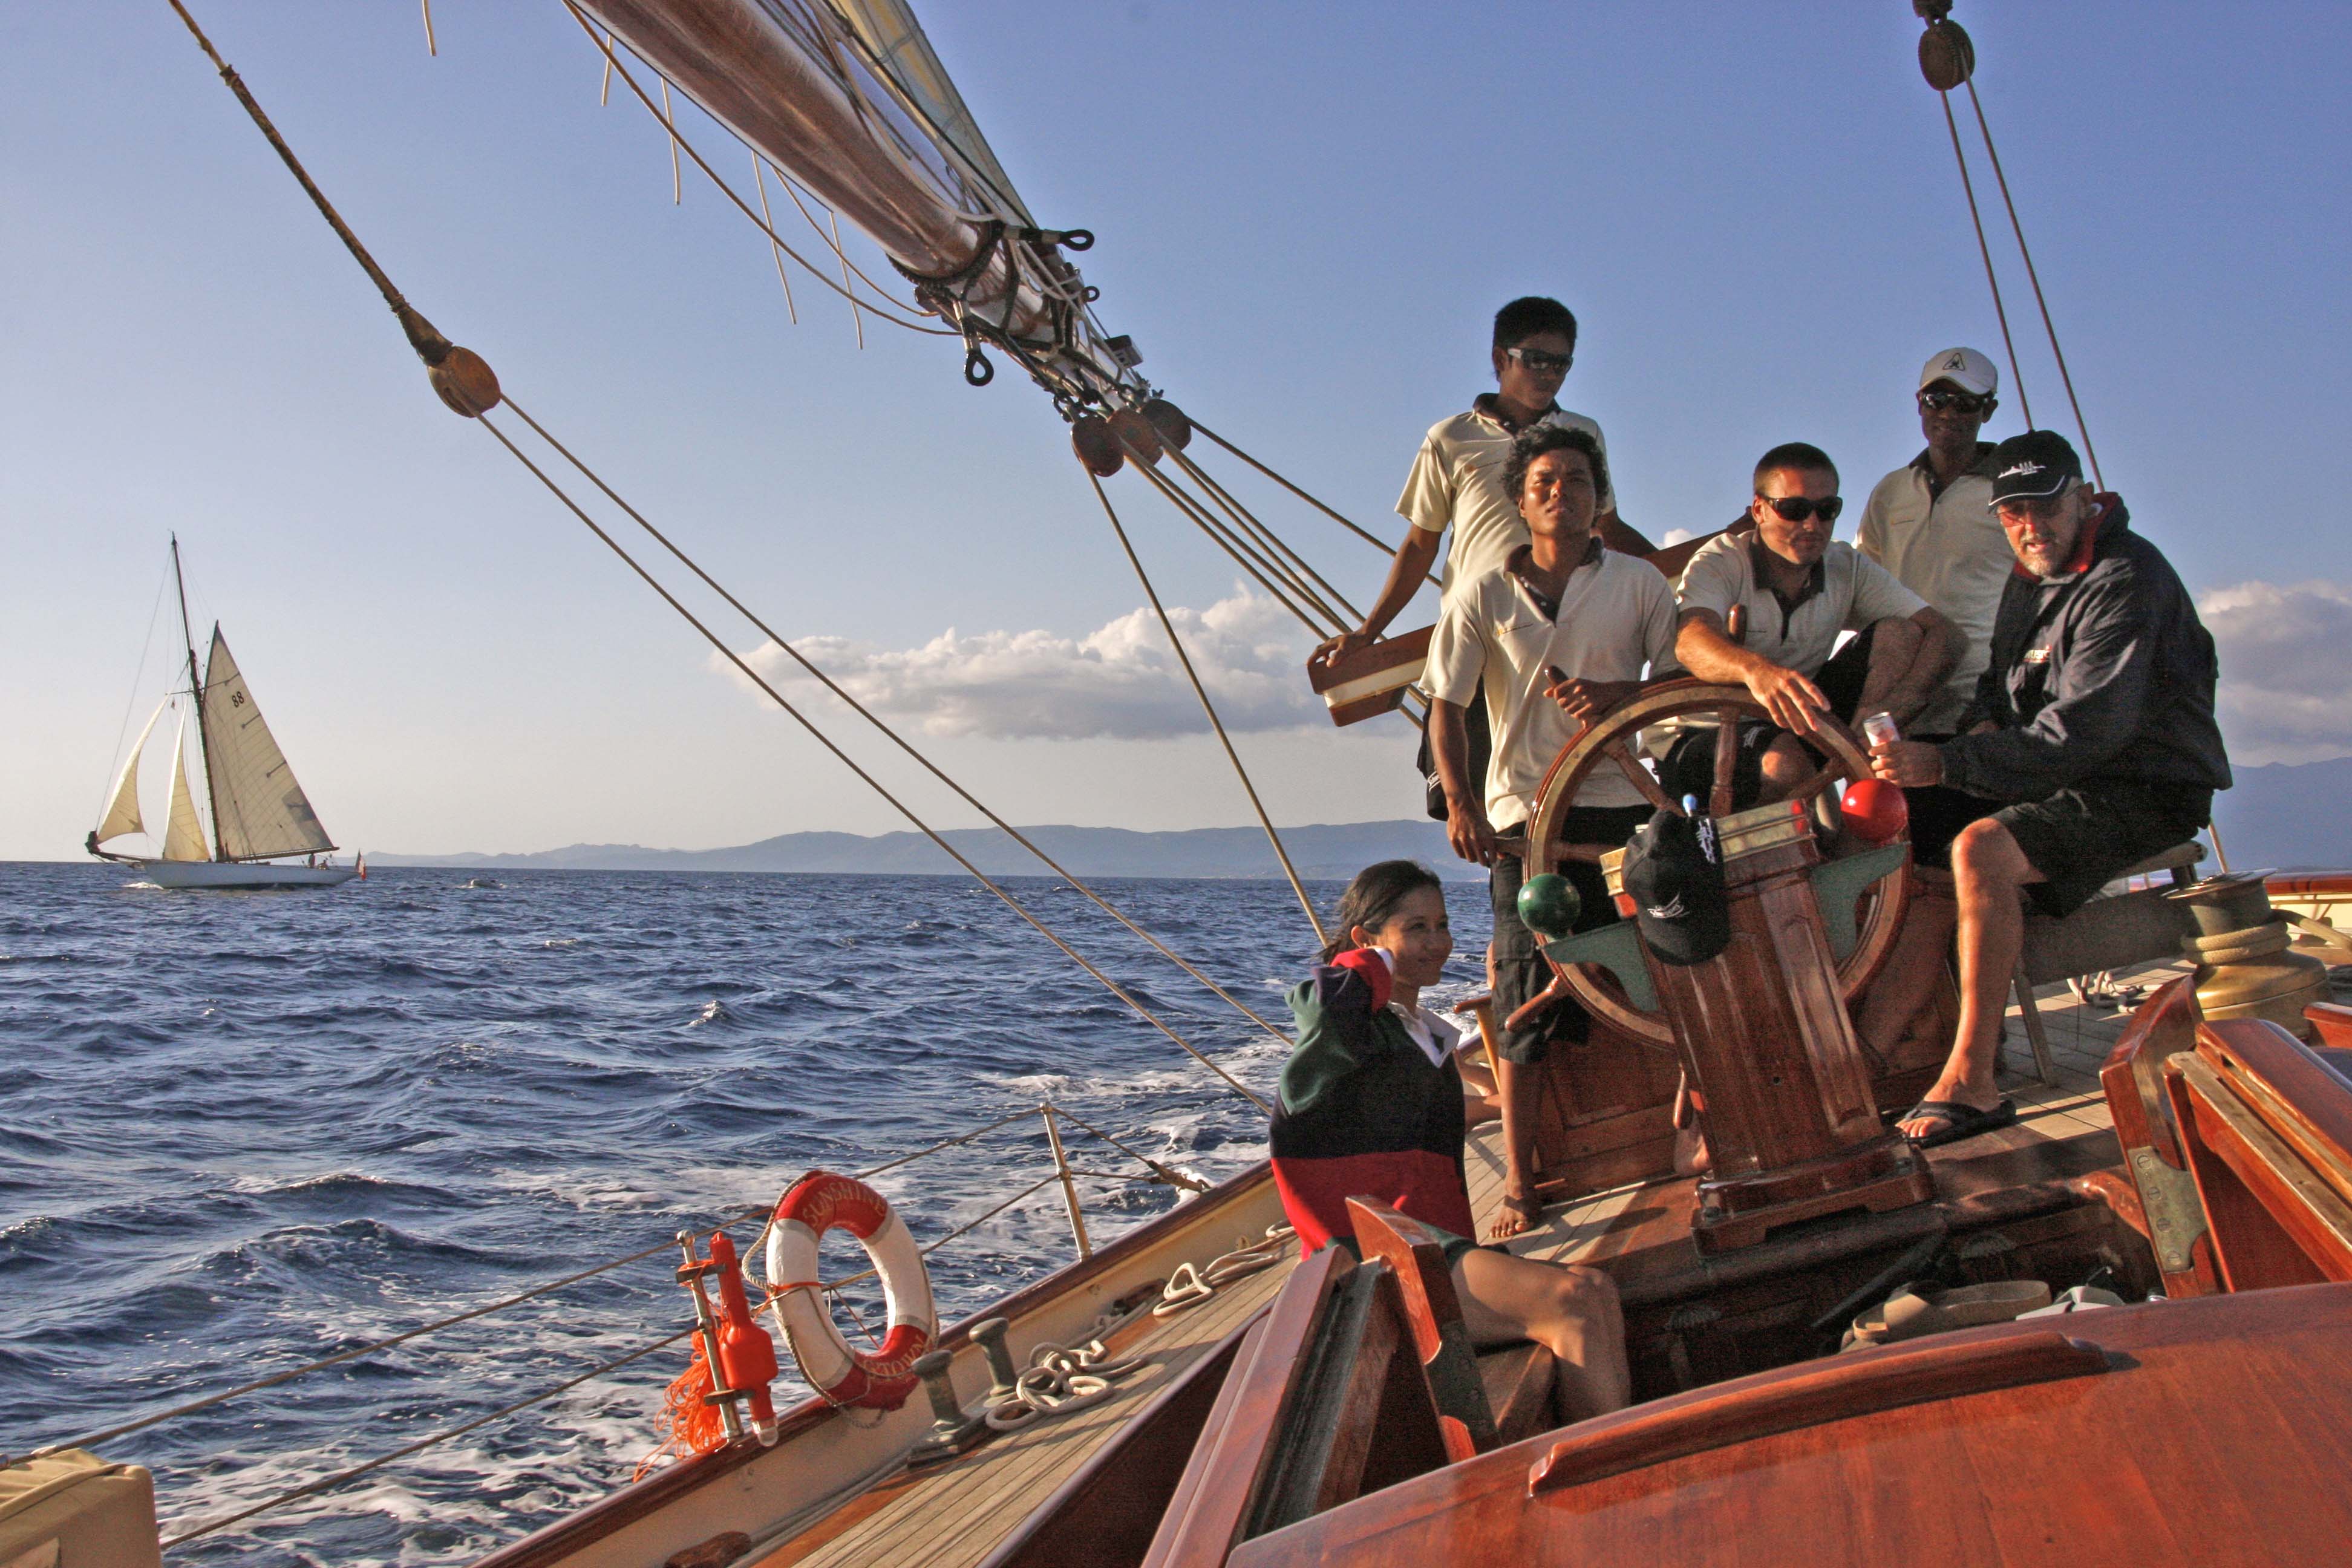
xmin=5 ymin=2 xmax=2346 ymax=863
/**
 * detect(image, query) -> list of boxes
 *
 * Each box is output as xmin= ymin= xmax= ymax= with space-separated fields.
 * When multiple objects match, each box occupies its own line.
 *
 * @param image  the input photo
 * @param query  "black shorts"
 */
xmin=1905 ymin=779 xmax=2211 ymax=918
xmin=1490 ymin=806 xmax=1653 ymax=1065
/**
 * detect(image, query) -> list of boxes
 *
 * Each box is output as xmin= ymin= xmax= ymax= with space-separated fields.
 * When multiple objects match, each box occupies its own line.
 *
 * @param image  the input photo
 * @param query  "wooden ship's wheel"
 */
xmin=1517 ymin=679 xmax=1930 ymax=1251
xmin=1520 ymin=680 xmax=1911 ymax=1048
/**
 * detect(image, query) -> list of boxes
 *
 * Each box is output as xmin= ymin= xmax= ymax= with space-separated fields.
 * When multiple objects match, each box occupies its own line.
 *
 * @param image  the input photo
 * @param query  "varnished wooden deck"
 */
xmin=750 ymin=962 xmax=2176 ymax=1567
xmin=754 ymin=1240 xmax=1295 ymax=1568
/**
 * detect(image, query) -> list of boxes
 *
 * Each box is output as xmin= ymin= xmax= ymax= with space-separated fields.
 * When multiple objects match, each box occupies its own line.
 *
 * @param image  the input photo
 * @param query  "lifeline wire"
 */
xmin=1089 ymin=468 xmax=1328 ymax=946
xmin=158 ymin=1327 xmax=696 ymax=1547
xmin=493 ymin=396 xmax=1295 ymax=1049
xmin=475 ymin=408 xmax=1272 ymax=1112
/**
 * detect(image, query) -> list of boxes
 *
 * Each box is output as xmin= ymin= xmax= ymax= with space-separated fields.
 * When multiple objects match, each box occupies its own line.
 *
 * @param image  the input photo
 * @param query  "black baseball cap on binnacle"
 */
xmin=1622 ymin=808 xmax=1729 ymax=967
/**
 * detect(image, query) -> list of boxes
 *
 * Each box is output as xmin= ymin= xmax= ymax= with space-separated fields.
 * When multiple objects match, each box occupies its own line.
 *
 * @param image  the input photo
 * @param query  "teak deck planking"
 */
xmin=756 ymin=961 xmax=2176 ymax=1566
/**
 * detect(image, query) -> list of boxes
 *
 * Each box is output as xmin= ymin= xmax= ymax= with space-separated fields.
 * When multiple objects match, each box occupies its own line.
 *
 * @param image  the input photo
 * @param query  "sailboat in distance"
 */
xmin=86 ymin=537 xmax=359 ymax=890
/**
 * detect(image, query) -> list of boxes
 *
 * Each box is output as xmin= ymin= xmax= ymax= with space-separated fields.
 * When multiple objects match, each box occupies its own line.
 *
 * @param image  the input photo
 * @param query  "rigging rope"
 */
xmin=477 ymin=407 xmax=1272 ymax=1111
xmin=1189 ymin=419 xmax=1441 ymax=591
xmin=1960 ymin=78 xmax=2103 ymax=489
xmin=492 ymin=399 xmax=1296 ymax=1050
xmin=1088 ymin=469 xmax=1329 ymax=946
xmin=166 ymin=0 xmax=1277 ymax=1102
xmin=1168 ymin=445 xmax=1367 ymax=625
xmin=1128 ymin=456 xmax=1340 ymax=636
xmin=1936 ymin=90 xmax=2034 ymax=431
xmin=751 ymin=154 xmax=802 ymax=324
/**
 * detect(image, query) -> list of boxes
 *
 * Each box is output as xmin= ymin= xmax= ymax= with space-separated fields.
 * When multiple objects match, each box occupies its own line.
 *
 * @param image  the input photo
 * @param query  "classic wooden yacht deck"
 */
xmin=743 ymin=961 xmax=2175 ymax=1567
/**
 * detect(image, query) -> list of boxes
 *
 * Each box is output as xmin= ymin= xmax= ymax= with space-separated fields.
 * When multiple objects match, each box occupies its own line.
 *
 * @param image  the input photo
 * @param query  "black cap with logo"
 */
xmin=1622 ymin=807 xmax=1730 ymax=967
xmin=1985 ymin=430 xmax=2085 ymax=507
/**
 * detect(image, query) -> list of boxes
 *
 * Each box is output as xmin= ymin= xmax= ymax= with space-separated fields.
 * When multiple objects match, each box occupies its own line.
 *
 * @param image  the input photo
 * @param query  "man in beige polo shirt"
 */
xmin=1665 ymin=442 xmax=1964 ymax=805
xmin=1312 ymin=298 xmax=1653 ymax=808
xmin=1426 ymin=424 xmax=1678 ymax=1239
xmin=1856 ymin=348 xmax=2011 ymax=736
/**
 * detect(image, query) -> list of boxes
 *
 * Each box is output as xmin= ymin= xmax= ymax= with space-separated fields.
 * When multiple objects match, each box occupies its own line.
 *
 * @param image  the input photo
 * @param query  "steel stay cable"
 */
xmin=1938 ymin=90 xmax=2034 ymax=430
xmin=560 ymin=4 xmax=954 ymax=336
xmin=1089 ymin=469 xmax=1329 ymax=946
xmin=1044 ymin=1103 xmax=1207 ymax=1191
xmin=493 ymin=396 xmax=1295 ymax=1050
xmin=158 ymin=1327 xmax=696 ymax=1548
xmin=1126 ymin=457 xmax=1340 ymax=636
xmin=1961 ymin=79 xmax=2102 ymax=489
xmin=474 ymin=409 xmax=1272 ymax=1112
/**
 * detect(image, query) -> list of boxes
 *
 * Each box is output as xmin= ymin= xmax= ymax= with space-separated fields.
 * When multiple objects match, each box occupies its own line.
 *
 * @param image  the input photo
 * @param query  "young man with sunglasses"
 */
xmin=1866 ymin=431 xmax=2230 ymax=1146
xmin=1665 ymin=443 xmax=1964 ymax=802
xmin=1855 ymin=348 xmax=2013 ymax=736
xmin=1312 ymin=298 xmax=1653 ymax=809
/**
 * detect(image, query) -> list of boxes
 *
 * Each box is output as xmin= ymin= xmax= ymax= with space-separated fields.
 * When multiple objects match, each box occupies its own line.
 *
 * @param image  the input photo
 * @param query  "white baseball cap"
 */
xmin=1918 ymin=347 xmax=1998 ymax=397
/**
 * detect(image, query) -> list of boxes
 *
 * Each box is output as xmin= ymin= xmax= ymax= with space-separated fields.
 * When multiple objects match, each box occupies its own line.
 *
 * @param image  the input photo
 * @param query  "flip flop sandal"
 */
xmin=1842 ymin=1280 xmax=2054 ymax=1349
xmin=1896 ymin=1097 xmax=2017 ymax=1149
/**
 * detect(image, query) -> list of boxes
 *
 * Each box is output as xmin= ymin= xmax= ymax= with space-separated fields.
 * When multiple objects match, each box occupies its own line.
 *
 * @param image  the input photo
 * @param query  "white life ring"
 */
xmin=765 ymin=1172 xmax=935 ymax=1410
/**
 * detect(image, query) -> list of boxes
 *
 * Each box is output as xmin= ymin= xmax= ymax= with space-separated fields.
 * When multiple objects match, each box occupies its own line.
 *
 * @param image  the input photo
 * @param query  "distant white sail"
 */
xmin=94 ymin=699 xmax=168 ymax=844
xmin=162 ymin=713 xmax=211 ymax=862
xmin=199 ymin=629 xmax=334 ymax=860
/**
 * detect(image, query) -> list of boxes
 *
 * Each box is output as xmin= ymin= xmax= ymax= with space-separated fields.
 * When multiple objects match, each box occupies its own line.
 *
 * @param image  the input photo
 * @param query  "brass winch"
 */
xmin=2168 ymin=872 xmax=2331 ymax=1038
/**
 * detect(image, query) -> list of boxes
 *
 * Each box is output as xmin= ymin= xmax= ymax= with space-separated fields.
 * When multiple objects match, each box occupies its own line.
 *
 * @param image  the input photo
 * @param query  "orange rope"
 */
xmin=635 ymin=1336 xmax=729 ymax=1478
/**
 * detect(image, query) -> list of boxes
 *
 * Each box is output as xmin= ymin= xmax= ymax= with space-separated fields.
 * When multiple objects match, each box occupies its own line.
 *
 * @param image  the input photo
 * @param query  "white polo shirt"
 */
xmin=1857 ymin=446 xmax=2008 ymax=731
xmin=1426 ymin=543 xmax=1678 ymax=828
xmin=1674 ymin=534 xmax=1924 ymax=681
xmin=1397 ymin=398 xmax=1615 ymax=604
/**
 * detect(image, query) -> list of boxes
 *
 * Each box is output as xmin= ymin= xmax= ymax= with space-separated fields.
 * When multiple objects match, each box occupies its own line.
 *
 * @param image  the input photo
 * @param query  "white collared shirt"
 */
xmin=1426 ymin=545 xmax=1679 ymax=827
xmin=1675 ymin=535 xmax=1924 ymax=681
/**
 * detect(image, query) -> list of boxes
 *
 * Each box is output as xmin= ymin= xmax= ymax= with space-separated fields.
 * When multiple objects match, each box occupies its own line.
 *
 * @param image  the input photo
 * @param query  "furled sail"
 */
xmin=198 ymin=628 xmax=334 ymax=860
xmin=94 ymin=699 xmax=168 ymax=844
xmin=162 ymin=713 xmax=211 ymax=862
xmin=576 ymin=0 xmax=1118 ymax=386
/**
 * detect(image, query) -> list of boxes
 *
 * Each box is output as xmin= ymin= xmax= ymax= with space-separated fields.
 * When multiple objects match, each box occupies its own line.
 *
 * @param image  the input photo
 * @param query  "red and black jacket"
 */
xmin=1269 ymin=948 xmax=1474 ymax=1255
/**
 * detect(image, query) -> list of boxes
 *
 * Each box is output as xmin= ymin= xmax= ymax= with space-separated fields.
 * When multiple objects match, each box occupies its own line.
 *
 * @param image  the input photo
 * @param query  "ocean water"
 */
xmin=0 ymin=861 xmax=1494 ymax=1566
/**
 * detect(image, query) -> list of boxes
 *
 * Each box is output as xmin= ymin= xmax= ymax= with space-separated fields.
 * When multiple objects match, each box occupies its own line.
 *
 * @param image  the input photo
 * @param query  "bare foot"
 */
xmin=1487 ymin=1190 xmax=1541 ymax=1243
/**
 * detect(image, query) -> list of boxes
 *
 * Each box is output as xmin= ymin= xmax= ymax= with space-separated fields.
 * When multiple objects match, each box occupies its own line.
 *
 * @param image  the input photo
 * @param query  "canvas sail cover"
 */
xmin=94 ymin=699 xmax=168 ymax=844
xmin=199 ymin=629 xmax=333 ymax=860
xmin=162 ymin=713 xmax=210 ymax=862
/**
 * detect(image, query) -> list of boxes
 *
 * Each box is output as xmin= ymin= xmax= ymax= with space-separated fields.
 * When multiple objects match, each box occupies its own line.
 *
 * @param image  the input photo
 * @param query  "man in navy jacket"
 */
xmin=1867 ymin=430 xmax=2229 ymax=1145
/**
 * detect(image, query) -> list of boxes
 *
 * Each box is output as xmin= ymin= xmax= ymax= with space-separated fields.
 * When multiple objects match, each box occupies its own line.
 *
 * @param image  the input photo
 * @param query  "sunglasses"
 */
xmin=1759 ymin=495 xmax=1844 ymax=524
xmin=1505 ymin=346 xmax=1572 ymax=375
xmin=1918 ymin=388 xmax=1991 ymax=414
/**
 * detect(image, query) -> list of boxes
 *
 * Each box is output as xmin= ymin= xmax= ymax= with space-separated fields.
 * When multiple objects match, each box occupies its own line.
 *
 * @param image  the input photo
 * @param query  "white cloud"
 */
xmin=719 ymin=588 xmax=1326 ymax=740
xmin=1659 ymin=528 xmax=1699 ymax=547
xmin=2201 ymin=578 xmax=2352 ymax=765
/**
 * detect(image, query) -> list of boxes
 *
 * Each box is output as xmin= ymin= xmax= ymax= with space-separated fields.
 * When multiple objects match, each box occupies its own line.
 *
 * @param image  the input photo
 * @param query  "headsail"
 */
xmin=162 ymin=712 xmax=211 ymax=862
xmin=198 ymin=629 xmax=334 ymax=860
xmin=94 ymin=699 xmax=169 ymax=845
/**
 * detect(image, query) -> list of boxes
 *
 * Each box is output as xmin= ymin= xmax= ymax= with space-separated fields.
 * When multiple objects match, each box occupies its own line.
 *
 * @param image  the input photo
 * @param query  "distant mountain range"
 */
xmin=370 ymin=756 xmax=2352 ymax=881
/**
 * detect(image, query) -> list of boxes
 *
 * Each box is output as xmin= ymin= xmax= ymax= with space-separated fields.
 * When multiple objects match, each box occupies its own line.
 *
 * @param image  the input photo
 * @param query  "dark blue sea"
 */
xmin=0 ymin=861 xmax=1494 ymax=1565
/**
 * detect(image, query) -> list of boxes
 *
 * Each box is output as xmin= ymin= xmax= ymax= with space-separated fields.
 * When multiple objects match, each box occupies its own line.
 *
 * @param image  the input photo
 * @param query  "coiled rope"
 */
xmin=1153 ymin=1224 xmax=1295 ymax=1318
xmin=981 ymin=1321 xmax=1148 ymax=1431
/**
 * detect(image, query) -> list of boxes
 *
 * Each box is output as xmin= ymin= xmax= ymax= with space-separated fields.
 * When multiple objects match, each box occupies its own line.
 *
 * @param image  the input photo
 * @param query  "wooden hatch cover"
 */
xmin=1224 ymin=1285 xmax=2352 ymax=1568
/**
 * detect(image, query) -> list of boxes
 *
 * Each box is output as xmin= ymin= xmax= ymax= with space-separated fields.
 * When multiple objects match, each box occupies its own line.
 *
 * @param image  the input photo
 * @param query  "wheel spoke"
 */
xmin=1708 ymin=708 xmax=1740 ymax=818
xmin=1550 ymin=841 xmax=1613 ymax=866
xmin=1605 ymin=740 xmax=1674 ymax=811
xmin=1790 ymin=763 xmax=1844 ymax=803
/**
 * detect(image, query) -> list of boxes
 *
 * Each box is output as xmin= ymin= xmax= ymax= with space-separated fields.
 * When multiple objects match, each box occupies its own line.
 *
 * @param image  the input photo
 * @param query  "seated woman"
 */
xmin=1270 ymin=860 xmax=1630 ymax=1420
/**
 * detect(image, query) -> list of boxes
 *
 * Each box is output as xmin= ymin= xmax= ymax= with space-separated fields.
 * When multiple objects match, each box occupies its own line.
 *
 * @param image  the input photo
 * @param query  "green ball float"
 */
xmin=1517 ymin=872 xmax=1583 ymax=942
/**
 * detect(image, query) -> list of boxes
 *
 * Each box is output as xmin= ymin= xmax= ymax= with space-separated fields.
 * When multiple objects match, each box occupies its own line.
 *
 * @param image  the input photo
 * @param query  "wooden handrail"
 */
xmin=1526 ymin=1330 xmax=2109 ymax=1497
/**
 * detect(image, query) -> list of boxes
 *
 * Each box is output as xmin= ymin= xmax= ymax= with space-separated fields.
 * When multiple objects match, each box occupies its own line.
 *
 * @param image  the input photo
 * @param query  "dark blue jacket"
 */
xmin=1941 ymin=497 xmax=2229 ymax=802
